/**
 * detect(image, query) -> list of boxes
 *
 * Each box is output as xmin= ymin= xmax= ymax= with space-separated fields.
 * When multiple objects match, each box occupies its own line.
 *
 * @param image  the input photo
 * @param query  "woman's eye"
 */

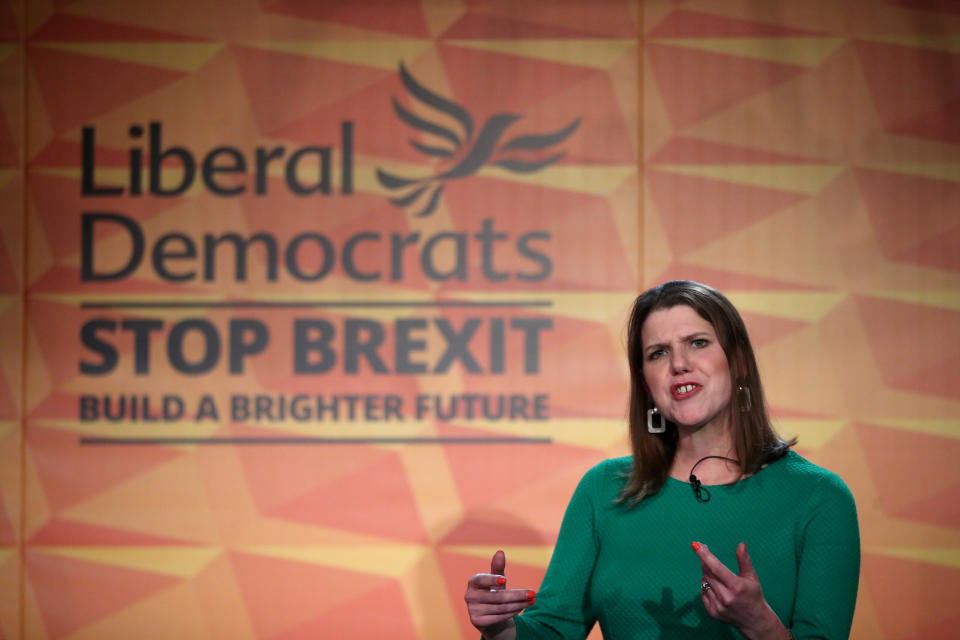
xmin=691 ymin=338 xmax=708 ymax=348
xmin=648 ymin=349 xmax=666 ymax=360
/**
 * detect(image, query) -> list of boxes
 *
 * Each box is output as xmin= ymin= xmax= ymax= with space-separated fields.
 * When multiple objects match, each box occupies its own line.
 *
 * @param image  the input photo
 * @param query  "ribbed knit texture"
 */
xmin=514 ymin=451 xmax=859 ymax=639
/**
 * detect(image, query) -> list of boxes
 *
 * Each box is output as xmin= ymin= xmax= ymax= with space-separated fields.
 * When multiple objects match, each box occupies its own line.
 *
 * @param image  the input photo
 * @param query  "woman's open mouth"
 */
xmin=671 ymin=383 xmax=700 ymax=399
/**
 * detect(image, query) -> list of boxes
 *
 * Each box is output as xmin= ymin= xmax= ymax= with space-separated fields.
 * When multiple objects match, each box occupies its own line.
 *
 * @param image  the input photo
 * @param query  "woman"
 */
xmin=465 ymin=281 xmax=860 ymax=639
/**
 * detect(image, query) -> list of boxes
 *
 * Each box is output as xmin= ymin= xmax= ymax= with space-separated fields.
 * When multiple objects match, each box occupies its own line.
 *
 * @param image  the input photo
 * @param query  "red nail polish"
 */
xmin=497 ymin=577 xmax=505 ymax=585
xmin=527 ymin=590 xmax=535 ymax=599
xmin=691 ymin=541 xmax=701 ymax=551
xmin=529 ymin=597 xmax=536 ymax=605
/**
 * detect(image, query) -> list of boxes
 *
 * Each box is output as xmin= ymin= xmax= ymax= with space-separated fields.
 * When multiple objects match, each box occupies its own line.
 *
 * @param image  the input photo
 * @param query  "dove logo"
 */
xmin=377 ymin=64 xmax=581 ymax=218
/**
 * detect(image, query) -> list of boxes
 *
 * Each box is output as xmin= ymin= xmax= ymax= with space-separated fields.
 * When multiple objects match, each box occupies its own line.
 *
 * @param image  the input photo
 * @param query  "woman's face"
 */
xmin=640 ymin=305 xmax=733 ymax=432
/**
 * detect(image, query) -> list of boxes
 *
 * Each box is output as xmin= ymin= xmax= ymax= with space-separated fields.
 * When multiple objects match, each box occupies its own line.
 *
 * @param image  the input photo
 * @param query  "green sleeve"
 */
xmin=791 ymin=471 xmax=860 ymax=639
xmin=514 ymin=462 xmax=604 ymax=639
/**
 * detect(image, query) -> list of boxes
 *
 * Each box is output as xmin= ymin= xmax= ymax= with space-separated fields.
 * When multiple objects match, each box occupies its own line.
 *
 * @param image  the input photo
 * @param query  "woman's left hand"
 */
xmin=692 ymin=541 xmax=789 ymax=640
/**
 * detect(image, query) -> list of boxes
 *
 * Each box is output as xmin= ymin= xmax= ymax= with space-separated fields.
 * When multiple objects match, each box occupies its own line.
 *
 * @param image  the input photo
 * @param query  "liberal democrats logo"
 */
xmin=377 ymin=63 xmax=581 ymax=218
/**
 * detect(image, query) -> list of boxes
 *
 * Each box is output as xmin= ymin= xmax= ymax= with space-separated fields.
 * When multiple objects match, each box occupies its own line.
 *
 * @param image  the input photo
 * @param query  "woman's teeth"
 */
xmin=676 ymin=384 xmax=696 ymax=394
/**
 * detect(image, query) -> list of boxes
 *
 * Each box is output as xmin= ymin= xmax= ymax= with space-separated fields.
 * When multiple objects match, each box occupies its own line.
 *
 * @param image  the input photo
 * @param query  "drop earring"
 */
xmin=647 ymin=407 xmax=666 ymax=433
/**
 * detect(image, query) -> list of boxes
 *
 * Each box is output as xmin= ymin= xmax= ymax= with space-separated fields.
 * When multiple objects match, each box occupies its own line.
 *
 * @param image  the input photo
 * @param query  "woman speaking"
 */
xmin=464 ymin=281 xmax=860 ymax=639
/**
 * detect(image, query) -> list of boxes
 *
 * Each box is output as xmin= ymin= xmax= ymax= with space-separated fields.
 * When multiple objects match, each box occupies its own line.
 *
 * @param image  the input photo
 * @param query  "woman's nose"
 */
xmin=670 ymin=348 xmax=690 ymax=373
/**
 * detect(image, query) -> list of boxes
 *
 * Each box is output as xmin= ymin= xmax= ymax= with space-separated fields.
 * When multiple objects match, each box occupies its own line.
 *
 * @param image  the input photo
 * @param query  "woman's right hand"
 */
xmin=465 ymin=550 xmax=535 ymax=640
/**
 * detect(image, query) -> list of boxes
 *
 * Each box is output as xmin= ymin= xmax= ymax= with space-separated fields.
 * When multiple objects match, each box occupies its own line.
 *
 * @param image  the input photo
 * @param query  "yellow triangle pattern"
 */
xmin=446 ymin=39 xmax=636 ymax=69
xmin=863 ymin=34 xmax=960 ymax=55
xmin=238 ymin=544 xmax=427 ymax=578
xmin=442 ymin=545 xmax=554 ymax=569
xmin=0 ymin=43 xmax=16 ymax=65
xmin=725 ymin=291 xmax=847 ymax=323
xmin=652 ymin=38 xmax=845 ymax=68
xmin=33 ymin=292 xmax=227 ymax=305
xmin=422 ymin=1 xmax=466 ymax=38
xmin=35 ymin=546 xmax=222 ymax=578
xmin=398 ymin=448 xmax=464 ymax=544
xmin=227 ymin=421 xmax=434 ymax=440
xmin=400 ymin=551 xmax=462 ymax=640
xmin=35 ymin=42 xmax=224 ymax=72
xmin=865 ymin=546 xmax=960 ymax=569
xmin=245 ymin=40 xmax=433 ymax=71
xmin=446 ymin=291 xmax=632 ymax=324
xmin=864 ymin=290 xmax=960 ymax=311
xmin=33 ymin=418 xmax=222 ymax=441
xmin=548 ymin=292 xmax=633 ymax=324
xmin=37 ymin=167 xmax=207 ymax=197
xmin=32 ymin=293 xmax=234 ymax=326
xmin=247 ymin=289 xmax=437 ymax=324
xmin=461 ymin=418 xmax=626 ymax=451
xmin=478 ymin=165 xmax=637 ymax=197
xmin=776 ymin=419 xmax=848 ymax=449
xmin=655 ymin=164 xmax=846 ymax=195
xmin=0 ymin=169 xmax=16 ymax=191
xmin=0 ymin=295 xmax=16 ymax=315
xmin=869 ymin=419 xmax=960 ymax=440
xmin=861 ymin=163 xmax=960 ymax=183
xmin=215 ymin=419 xmax=620 ymax=447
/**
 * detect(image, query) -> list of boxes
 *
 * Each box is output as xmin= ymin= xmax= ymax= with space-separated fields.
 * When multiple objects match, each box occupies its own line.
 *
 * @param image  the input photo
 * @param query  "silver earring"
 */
xmin=738 ymin=386 xmax=752 ymax=412
xmin=647 ymin=407 xmax=666 ymax=433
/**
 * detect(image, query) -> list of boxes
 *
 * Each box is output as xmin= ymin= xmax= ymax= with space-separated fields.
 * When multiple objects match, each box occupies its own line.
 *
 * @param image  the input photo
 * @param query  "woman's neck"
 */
xmin=670 ymin=421 xmax=739 ymax=483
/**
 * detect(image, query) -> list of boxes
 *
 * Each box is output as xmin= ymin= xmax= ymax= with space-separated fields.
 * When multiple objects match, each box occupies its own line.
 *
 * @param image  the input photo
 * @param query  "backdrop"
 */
xmin=1 ymin=1 xmax=958 ymax=638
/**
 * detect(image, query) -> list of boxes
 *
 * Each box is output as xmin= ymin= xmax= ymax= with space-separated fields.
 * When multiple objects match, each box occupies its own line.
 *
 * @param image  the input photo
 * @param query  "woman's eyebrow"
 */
xmin=644 ymin=332 xmax=711 ymax=352
xmin=643 ymin=341 xmax=666 ymax=354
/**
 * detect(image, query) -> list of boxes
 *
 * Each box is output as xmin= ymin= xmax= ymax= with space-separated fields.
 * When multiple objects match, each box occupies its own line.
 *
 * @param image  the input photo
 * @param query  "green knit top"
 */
xmin=514 ymin=451 xmax=859 ymax=639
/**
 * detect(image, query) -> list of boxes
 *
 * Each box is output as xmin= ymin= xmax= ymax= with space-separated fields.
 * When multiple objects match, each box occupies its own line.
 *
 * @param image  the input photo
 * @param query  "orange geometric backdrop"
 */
xmin=0 ymin=1 xmax=957 ymax=638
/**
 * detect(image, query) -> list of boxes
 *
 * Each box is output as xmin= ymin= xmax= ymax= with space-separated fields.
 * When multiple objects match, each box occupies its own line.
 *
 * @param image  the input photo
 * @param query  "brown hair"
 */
xmin=619 ymin=280 xmax=795 ymax=505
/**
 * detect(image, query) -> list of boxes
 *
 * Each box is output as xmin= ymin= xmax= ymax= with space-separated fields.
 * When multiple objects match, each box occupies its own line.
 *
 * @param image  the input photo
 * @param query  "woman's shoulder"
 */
xmin=584 ymin=456 xmax=633 ymax=481
xmin=769 ymin=450 xmax=855 ymax=502
xmin=565 ymin=457 xmax=634 ymax=512
xmin=569 ymin=456 xmax=632 ymax=495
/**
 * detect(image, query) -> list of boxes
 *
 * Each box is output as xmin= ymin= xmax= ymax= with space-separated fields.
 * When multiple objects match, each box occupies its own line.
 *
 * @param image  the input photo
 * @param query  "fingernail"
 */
xmin=529 ymin=597 xmax=536 ymax=605
xmin=497 ymin=577 xmax=505 ymax=585
xmin=527 ymin=590 xmax=535 ymax=600
xmin=691 ymin=541 xmax=701 ymax=551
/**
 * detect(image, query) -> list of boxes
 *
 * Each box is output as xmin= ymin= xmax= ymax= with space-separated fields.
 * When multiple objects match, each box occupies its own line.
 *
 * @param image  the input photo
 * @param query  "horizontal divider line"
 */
xmin=79 ymin=436 xmax=554 ymax=446
xmin=80 ymin=300 xmax=553 ymax=309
